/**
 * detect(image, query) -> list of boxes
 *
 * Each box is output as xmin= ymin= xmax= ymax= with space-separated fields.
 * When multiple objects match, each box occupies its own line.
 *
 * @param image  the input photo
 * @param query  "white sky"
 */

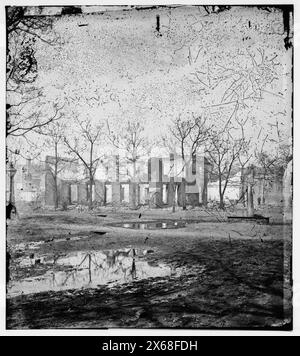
xmin=7 ymin=5 xmax=293 ymax=163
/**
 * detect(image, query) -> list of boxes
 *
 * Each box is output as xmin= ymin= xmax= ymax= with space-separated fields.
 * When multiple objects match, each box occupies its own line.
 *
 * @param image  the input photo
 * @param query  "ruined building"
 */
xmin=6 ymin=154 xmax=291 ymax=209
xmin=44 ymin=154 xmax=211 ymax=208
xmin=10 ymin=154 xmax=287 ymax=211
xmin=7 ymin=159 xmax=45 ymax=205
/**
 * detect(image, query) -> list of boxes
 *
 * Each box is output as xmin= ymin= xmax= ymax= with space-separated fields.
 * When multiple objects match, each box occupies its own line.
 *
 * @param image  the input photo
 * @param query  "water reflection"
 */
xmin=112 ymin=221 xmax=188 ymax=230
xmin=8 ymin=249 xmax=178 ymax=297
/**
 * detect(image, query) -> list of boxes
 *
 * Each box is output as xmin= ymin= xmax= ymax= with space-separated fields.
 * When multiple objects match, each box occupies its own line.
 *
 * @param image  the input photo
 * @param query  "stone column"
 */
xmin=77 ymin=183 xmax=87 ymax=204
xmin=45 ymin=170 xmax=55 ymax=206
xmin=247 ymin=166 xmax=255 ymax=217
xmin=112 ymin=182 xmax=121 ymax=206
xmin=61 ymin=181 xmax=71 ymax=205
xmin=202 ymin=157 xmax=210 ymax=206
xmin=195 ymin=156 xmax=205 ymax=205
xmin=94 ymin=180 xmax=105 ymax=205
xmin=168 ymin=153 xmax=176 ymax=210
xmin=70 ymin=184 xmax=78 ymax=204
xmin=129 ymin=182 xmax=138 ymax=208
xmin=148 ymin=157 xmax=163 ymax=208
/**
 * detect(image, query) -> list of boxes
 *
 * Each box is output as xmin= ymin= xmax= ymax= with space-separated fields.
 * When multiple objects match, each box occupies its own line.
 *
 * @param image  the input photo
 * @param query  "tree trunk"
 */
xmin=172 ymin=183 xmax=177 ymax=213
xmin=54 ymin=176 xmax=58 ymax=210
xmin=181 ymin=178 xmax=187 ymax=210
xmin=219 ymin=193 xmax=224 ymax=209
xmin=247 ymin=166 xmax=255 ymax=217
xmin=169 ymin=154 xmax=176 ymax=213
xmin=88 ymin=175 xmax=93 ymax=210
xmin=218 ymin=175 xmax=224 ymax=209
xmin=247 ymin=184 xmax=254 ymax=216
xmin=88 ymin=143 xmax=94 ymax=210
xmin=181 ymin=149 xmax=186 ymax=210
xmin=240 ymin=167 xmax=246 ymax=207
xmin=132 ymin=159 xmax=137 ymax=209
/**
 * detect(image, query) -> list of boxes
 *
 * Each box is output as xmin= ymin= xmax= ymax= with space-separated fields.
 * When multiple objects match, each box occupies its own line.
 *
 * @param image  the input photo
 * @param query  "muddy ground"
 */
xmin=6 ymin=206 xmax=292 ymax=329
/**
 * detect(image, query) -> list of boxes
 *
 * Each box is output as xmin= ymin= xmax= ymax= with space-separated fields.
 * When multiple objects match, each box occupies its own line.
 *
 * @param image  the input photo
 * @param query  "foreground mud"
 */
xmin=6 ymin=209 xmax=292 ymax=329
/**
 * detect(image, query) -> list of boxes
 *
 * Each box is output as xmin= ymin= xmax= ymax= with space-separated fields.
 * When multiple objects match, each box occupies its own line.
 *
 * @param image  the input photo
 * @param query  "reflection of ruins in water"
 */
xmin=8 ymin=249 xmax=178 ymax=297
xmin=112 ymin=221 xmax=188 ymax=229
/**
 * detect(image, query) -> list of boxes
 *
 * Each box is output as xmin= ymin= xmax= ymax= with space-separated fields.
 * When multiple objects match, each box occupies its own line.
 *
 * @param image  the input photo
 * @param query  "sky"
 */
xmin=8 ymin=5 xmax=293 ymax=164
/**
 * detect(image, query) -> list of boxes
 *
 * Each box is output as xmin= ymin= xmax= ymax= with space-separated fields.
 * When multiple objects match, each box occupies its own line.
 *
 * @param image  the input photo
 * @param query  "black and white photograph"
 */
xmin=3 ymin=2 xmax=295 ymax=332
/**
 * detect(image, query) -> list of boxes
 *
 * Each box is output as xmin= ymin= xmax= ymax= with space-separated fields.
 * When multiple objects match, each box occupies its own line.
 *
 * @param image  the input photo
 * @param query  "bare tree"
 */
xmin=253 ymin=142 xmax=291 ymax=206
xmin=233 ymin=115 xmax=253 ymax=206
xmin=7 ymin=99 xmax=64 ymax=138
xmin=6 ymin=7 xmax=56 ymax=38
xmin=7 ymin=6 xmax=61 ymax=85
xmin=106 ymin=119 xmax=150 ymax=208
xmin=36 ymin=121 xmax=71 ymax=209
xmin=106 ymin=119 xmax=149 ymax=179
xmin=170 ymin=114 xmax=211 ymax=157
xmin=64 ymin=118 xmax=103 ymax=210
xmin=207 ymin=129 xmax=248 ymax=209
xmin=6 ymin=6 xmax=64 ymax=140
xmin=168 ymin=114 xmax=211 ymax=210
xmin=164 ymin=7 xmax=290 ymax=213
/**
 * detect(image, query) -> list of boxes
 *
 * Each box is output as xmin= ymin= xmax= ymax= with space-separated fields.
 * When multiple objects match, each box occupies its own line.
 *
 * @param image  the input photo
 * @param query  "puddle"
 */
xmin=53 ymin=235 xmax=90 ymax=243
xmin=12 ymin=236 xmax=91 ymax=252
xmin=110 ymin=221 xmax=189 ymax=230
xmin=14 ymin=241 xmax=44 ymax=251
xmin=7 ymin=249 xmax=180 ymax=297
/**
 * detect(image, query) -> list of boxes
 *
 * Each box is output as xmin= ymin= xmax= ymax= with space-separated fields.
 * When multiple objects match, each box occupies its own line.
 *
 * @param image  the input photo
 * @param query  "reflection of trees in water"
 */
xmin=50 ymin=249 xmax=139 ymax=287
xmin=130 ymin=259 xmax=137 ymax=280
xmin=130 ymin=249 xmax=137 ymax=279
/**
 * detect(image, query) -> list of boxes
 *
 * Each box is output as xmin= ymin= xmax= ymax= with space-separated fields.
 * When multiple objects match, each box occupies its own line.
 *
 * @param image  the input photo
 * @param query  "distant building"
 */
xmin=11 ymin=159 xmax=45 ymax=204
xmin=207 ymin=166 xmax=285 ymax=208
xmin=9 ymin=155 xmax=286 ymax=210
xmin=250 ymin=166 xmax=284 ymax=208
xmin=44 ymin=155 xmax=83 ymax=206
xmin=46 ymin=154 xmax=211 ymax=208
